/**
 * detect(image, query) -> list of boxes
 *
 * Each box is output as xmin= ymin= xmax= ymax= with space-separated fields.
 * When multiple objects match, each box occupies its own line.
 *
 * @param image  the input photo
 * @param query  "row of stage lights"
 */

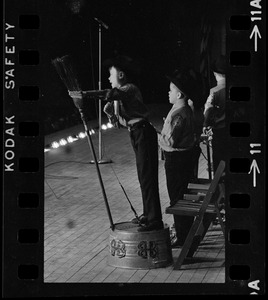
xmin=44 ymin=122 xmax=113 ymax=152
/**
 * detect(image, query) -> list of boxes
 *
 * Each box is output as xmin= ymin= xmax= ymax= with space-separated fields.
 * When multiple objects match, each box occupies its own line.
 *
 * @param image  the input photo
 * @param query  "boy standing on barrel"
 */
xmin=69 ymin=55 xmax=164 ymax=232
xmin=102 ymin=55 xmax=164 ymax=232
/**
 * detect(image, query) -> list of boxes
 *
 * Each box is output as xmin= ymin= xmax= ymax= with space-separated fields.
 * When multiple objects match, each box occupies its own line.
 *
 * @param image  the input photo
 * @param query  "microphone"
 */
xmin=94 ymin=17 xmax=109 ymax=30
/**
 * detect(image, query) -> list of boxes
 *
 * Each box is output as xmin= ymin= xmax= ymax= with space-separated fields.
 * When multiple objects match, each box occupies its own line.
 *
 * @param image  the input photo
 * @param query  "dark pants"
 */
xmin=164 ymin=149 xmax=195 ymax=245
xmin=130 ymin=122 xmax=162 ymax=223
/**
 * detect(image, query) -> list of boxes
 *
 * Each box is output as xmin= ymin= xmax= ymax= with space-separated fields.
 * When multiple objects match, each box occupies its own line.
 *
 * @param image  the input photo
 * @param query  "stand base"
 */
xmin=108 ymin=222 xmax=173 ymax=269
xmin=90 ymin=159 xmax=113 ymax=164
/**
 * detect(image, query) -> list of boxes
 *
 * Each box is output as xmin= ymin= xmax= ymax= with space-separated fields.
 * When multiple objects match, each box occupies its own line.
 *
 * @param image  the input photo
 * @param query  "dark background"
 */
xmin=34 ymin=0 xmax=231 ymax=134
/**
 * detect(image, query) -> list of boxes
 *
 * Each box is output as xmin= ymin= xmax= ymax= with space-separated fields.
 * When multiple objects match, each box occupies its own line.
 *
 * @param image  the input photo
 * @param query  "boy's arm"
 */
xmin=105 ymin=87 xmax=130 ymax=102
xmin=68 ymin=89 xmax=111 ymax=100
xmin=103 ymin=102 xmax=122 ymax=128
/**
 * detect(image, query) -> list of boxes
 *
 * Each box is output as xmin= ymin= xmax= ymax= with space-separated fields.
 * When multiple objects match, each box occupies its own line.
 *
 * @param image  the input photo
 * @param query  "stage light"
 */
xmin=51 ymin=141 xmax=60 ymax=149
xmin=78 ymin=132 xmax=86 ymax=138
xmin=67 ymin=135 xmax=78 ymax=143
xmin=59 ymin=138 xmax=67 ymax=146
xmin=45 ymin=123 xmax=115 ymax=152
xmin=67 ymin=136 xmax=74 ymax=143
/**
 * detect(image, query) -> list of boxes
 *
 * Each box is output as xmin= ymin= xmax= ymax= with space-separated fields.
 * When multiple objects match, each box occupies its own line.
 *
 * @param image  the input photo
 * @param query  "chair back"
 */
xmin=198 ymin=160 xmax=225 ymax=217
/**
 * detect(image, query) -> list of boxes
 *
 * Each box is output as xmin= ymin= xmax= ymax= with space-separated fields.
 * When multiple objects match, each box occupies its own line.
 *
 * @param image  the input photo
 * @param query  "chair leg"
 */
xmin=187 ymin=235 xmax=202 ymax=258
xmin=173 ymin=216 xmax=202 ymax=270
xmin=214 ymin=183 xmax=225 ymax=236
xmin=215 ymin=202 xmax=225 ymax=236
xmin=200 ymin=214 xmax=215 ymax=240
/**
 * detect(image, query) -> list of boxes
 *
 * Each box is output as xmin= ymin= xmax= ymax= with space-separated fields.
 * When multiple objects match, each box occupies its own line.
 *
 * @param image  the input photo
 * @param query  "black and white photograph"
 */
xmin=2 ymin=0 xmax=266 ymax=296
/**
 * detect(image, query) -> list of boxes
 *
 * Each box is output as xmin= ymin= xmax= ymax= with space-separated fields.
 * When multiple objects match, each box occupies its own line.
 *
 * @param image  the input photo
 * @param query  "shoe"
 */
xmin=137 ymin=221 xmax=164 ymax=232
xmin=131 ymin=215 xmax=147 ymax=225
xmin=171 ymin=237 xmax=184 ymax=248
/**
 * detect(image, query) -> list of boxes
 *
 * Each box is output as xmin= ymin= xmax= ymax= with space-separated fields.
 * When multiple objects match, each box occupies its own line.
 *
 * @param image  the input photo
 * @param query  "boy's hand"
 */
xmin=203 ymin=126 xmax=210 ymax=135
xmin=68 ymin=91 xmax=83 ymax=99
xmin=203 ymin=126 xmax=213 ymax=140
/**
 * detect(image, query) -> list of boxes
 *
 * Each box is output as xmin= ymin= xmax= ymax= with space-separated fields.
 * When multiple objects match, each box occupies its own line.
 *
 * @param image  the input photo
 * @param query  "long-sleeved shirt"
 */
xmin=203 ymin=79 xmax=225 ymax=129
xmin=159 ymin=102 xmax=195 ymax=152
xmin=105 ymin=83 xmax=149 ymax=128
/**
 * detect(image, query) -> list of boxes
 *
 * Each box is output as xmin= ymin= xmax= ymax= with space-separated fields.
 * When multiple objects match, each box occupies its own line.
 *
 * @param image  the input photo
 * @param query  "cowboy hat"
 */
xmin=166 ymin=69 xmax=209 ymax=107
xmin=103 ymin=55 xmax=141 ymax=76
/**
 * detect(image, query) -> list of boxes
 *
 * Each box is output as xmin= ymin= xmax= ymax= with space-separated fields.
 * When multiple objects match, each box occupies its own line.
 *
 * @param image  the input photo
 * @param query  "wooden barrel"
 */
xmin=108 ymin=222 xmax=173 ymax=269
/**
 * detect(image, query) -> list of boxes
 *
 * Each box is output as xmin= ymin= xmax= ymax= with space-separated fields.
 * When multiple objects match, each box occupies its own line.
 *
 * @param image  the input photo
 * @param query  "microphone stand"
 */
xmin=73 ymin=97 xmax=114 ymax=230
xmin=91 ymin=18 xmax=112 ymax=164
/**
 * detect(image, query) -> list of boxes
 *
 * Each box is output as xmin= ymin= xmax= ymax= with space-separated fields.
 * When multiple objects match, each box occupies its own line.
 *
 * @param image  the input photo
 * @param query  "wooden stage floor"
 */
xmin=44 ymin=104 xmax=225 ymax=285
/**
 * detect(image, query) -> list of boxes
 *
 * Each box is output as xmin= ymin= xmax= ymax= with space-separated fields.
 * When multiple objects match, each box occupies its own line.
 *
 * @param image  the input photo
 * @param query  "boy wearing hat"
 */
xmin=159 ymin=69 xmax=197 ymax=248
xmin=68 ymin=55 xmax=163 ymax=232
xmin=102 ymin=55 xmax=164 ymax=232
xmin=203 ymin=55 xmax=226 ymax=172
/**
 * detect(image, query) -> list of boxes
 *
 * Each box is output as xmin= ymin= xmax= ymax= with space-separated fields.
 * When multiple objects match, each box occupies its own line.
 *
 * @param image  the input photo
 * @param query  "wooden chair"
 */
xmin=186 ymin=178 xmax=225 ymax=238
xmin=165 ymin=160 xmax=225 ymax=270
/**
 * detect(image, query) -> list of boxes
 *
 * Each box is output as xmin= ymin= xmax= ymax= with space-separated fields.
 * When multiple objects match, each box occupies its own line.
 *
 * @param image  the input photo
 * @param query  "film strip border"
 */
xmin=2 ymin=0 xmax=266 ymax=296
xmin=3 ymin=0 xmax=44 ymax=295
xmin=225 ymin=0 xmax=265 ymax=293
